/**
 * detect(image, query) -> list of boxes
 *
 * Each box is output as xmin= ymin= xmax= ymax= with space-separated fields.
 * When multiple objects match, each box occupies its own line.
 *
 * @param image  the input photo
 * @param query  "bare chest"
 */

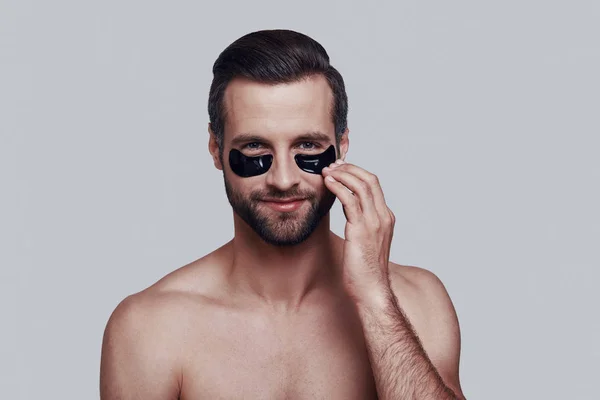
xmin=179 ymin=304 xmax=378 ymax=399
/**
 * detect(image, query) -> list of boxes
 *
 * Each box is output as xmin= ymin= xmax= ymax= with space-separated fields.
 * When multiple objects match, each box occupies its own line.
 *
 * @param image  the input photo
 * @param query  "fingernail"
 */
xmin=335 ymin=159 xmax=345 ymax=165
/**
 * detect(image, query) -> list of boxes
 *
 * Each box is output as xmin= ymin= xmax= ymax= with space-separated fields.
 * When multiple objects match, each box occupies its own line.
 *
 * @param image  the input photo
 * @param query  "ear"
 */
xmin=208 ymin=123 xmax=224 ymax=170
xmin=338 ymin=128 xmax=350 ymax=161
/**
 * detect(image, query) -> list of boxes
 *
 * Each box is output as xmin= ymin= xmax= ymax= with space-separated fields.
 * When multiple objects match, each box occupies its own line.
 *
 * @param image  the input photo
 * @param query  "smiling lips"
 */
xmin=261 ymin=198 xmax=306 ymax=212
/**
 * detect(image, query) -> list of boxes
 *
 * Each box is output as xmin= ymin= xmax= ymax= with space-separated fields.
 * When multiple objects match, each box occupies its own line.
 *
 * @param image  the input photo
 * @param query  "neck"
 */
xmin=226 ymin=213 xmax=344 ymax=310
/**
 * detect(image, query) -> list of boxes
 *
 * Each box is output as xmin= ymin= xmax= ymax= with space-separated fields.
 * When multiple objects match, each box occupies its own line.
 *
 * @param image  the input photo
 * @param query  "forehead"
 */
xmin=222 ymin=75 xmax=335 ymax=143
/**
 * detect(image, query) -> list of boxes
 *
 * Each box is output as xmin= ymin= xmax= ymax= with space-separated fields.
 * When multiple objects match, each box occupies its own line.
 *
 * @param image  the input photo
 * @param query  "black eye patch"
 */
xmin=295 ymin=144 xmax=337 ymax=174
xmin=229 ymin=145 xmax=337 ymax=178
xmin=228 ymin=149 xmax=273 ymax=178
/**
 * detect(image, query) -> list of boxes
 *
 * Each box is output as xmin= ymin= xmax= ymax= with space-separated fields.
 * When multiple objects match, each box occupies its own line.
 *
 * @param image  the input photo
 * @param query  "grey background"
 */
xmin=2 ymin=0 xmax=598 ymax=399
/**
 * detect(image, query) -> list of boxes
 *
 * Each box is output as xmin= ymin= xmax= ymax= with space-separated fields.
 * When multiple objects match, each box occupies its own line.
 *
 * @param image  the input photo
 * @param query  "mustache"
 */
xmin=250 ymin=190 xmax=315 ymax=202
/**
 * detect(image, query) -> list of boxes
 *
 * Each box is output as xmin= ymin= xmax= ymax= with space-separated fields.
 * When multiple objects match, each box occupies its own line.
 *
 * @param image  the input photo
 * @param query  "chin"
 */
xmin=252 ymin=210 xmax=319 ymax=246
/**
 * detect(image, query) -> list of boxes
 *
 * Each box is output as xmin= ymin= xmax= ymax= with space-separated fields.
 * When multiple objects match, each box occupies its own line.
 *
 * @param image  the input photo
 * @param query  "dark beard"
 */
xmin=223 ymin=173 xmax=336 ymax=247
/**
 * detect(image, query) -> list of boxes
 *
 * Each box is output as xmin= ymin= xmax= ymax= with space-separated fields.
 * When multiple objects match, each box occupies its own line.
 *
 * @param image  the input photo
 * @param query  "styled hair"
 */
xmin=208 ymin=29 xmax=348 ymax=155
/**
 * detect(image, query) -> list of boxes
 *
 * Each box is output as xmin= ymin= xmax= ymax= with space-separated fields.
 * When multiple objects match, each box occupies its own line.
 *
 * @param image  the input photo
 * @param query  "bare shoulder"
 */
xmin=387 ymin=262 xmax=456 ymax=314
xmin=103 ymin=284 xmax=197 ymax=343
xmin=100 ymin=247 xmax=232 ymax=399
xmin=100 ymin=288 xmax=190 ymax=399
xmin=386 ymin=262 xmax=461 ymax=343
xmin=104 ymin=242 xmax=233 ymax=336
xmin=387 ymin=262 xmax=465 ymax=398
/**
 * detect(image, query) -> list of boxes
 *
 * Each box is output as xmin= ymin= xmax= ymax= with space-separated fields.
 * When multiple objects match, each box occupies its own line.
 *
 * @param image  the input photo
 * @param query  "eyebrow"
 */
xmin=230 ymin=131 xmax=332 ymax=147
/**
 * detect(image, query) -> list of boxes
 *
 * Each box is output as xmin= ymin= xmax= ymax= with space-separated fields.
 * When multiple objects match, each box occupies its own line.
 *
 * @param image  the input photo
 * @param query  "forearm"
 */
xmin=356 ymin=290 xmax=459 ymax=400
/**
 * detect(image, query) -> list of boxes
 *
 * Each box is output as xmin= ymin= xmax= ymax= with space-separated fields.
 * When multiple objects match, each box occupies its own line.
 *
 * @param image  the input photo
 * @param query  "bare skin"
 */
xmin=100 ymin=237 xmax=458 ymax=399
xmin=100 ymin=75 xmax=464 ymax=399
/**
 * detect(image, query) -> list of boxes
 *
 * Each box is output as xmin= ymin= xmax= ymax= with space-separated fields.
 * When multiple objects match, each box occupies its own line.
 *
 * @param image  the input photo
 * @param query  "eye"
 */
xmin=243 ymin=142 xmax=263 ymax=150
xmin=299 ymin=142 xmax=320 ymax=150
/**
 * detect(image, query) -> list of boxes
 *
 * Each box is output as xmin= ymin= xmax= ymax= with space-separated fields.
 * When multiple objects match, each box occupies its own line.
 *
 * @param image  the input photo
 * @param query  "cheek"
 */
xmin=225 ymin=172 xmax=255 ymax=196
xmin=304 ymin=175 xmax=328 ymax=195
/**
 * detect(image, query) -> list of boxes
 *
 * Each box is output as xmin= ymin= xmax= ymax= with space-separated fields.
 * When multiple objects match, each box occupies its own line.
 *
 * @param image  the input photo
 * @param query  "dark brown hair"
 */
xmin=208 ymin=29 xmax=348 ymax=156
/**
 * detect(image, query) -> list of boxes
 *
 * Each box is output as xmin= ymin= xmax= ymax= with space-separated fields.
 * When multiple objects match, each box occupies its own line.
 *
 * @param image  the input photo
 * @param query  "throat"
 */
xmin=225 ymin=234 xmax=344 ymax=309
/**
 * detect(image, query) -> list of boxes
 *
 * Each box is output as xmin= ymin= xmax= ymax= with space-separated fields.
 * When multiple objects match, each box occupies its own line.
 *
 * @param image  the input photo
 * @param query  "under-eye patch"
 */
xmin=229 ymin=145 xmax=337 ymax=178
xmin=228 ymin=149 xmax=273 ymax=177
xmin=294 ymin=145 xmax=337 ymax=174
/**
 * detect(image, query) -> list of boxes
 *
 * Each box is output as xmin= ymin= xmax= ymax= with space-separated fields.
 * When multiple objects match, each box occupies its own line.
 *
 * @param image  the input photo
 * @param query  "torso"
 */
xmin=134 ymin=242 xmax=426 ymax=400
xmin=178 ymin=292 xmax=377 ymax=399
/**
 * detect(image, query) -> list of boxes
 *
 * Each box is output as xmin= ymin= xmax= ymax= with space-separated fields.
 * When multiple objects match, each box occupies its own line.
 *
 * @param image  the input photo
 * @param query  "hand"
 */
xmin=322 ymin=160 xmax=396 ymax=304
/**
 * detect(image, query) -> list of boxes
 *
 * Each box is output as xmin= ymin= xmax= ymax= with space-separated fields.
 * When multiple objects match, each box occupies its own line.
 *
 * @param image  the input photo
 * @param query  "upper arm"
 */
xmin=413 ymin=268 xmax=465 ymax=399
xmin=100 ymin=295 xmax=181 ymax=400
xmin=391 ymin=266 xmax=466 ymax=399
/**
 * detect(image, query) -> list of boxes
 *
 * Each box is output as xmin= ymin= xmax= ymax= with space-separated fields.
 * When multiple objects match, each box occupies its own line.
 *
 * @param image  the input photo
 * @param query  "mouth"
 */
xmin=260 ymin=198 xmax=307 ymax=212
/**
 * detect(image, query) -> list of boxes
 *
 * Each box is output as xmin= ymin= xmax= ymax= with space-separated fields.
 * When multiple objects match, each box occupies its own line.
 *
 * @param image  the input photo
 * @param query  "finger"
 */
xmin=323 ymin=167 xmax=379 ymax=221
xmin=323 ymin=175 xmax=361 ymax=223
xmin=331 ymin=161 xmax=388 ymax=217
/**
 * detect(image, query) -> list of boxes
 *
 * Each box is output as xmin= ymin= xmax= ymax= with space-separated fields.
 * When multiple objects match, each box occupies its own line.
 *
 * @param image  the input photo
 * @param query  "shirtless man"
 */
xmin=100 ymin=29 xmax=466 ymax=399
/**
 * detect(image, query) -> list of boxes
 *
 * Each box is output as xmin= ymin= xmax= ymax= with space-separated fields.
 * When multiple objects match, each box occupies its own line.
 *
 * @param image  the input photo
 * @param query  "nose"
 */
xmin=265 ymin=152 xmax=302 ymax=192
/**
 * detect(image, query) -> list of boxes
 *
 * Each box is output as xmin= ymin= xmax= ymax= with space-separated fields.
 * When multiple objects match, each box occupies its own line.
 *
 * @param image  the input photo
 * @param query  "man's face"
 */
xmin=218 ymin=75 xmax=342 ymax=246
